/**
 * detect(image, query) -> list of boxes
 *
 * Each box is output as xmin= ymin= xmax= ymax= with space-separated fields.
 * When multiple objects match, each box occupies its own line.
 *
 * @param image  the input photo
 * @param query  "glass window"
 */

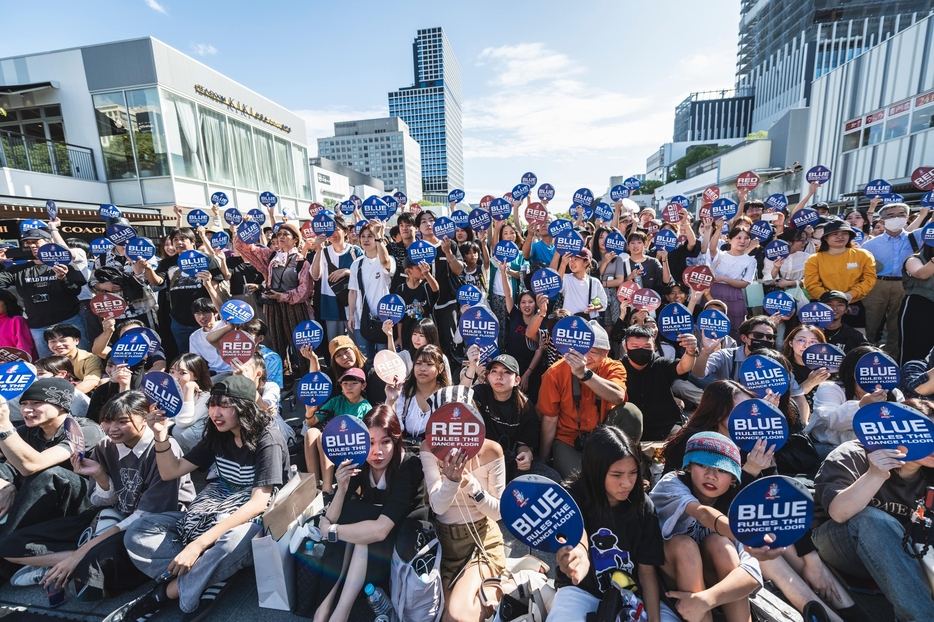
xmin=162 ymin=91 xmax=204 ymax=180
xmin=229 ymin=118 xmax=257 ymax=190
xmin=885 ymin=115 xmax=909 ymax=141
xmin=93 ymin=91 xmax=136 ymax=179
xmin=292 ymin=143 xmax=310 ymax=199
xmin=911 ymin=105 xmax=934 ymax=133
xmin=253 ymin=128 xmax=278 ymax=194
xmin=862 ymin=124 xmax=883 ymax=147
xmin=126 ymin=88 xmax=169 ymax=178
xmin=199 ymin=107 xmax=233 ymax=185
xmin=274 ymin=138 xmax=294 ymax=196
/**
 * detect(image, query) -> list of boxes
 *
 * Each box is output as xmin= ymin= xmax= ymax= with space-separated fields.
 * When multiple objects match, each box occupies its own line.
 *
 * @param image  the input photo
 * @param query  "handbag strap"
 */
xmin=357 ymin=260 xmax=368 ymax=308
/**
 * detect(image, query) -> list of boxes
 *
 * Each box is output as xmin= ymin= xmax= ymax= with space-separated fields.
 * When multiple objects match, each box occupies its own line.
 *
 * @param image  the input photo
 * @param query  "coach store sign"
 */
xmin=194 ymin=84 xmax=292 ymax=134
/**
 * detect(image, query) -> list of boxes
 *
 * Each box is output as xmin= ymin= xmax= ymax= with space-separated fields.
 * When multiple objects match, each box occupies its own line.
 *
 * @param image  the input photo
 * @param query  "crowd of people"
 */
xmin=0 ymin=182 xmax=931 ymax=622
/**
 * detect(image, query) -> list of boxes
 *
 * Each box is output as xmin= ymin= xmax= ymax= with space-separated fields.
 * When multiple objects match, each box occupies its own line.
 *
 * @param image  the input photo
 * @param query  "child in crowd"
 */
xmin=167 ymin=353 xmax=214 ymax=453
xmin=188 ymin=298 xmax=230 ymax=376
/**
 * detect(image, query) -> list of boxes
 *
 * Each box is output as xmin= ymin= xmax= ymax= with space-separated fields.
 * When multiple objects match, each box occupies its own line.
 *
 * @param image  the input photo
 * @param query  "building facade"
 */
xmin=308 ymin=157 xmax=384 ymax=207
xmin=673 ymin=88 xmax=755 ymax=142
xmin=388 ymin=27 xmax=464 ymax=204
xmin=316 ymin=117 xmax=422 ymax=203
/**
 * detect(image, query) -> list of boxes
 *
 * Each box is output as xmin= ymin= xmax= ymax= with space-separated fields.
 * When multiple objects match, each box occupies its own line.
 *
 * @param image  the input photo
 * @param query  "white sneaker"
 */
xmin=10 ymin=565 xmax=49 ymax=586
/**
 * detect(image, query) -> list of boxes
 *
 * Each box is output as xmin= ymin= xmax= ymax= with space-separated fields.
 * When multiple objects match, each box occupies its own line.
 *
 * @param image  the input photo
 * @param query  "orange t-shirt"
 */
xmin=537 ymin=358 xmax=628 ymax=447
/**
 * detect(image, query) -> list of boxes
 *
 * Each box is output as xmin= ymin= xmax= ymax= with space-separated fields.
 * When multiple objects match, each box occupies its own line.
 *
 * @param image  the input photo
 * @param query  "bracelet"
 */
xmin=465 ymin=372 xmax=475 ymax=380
xmin=714 ymin=515 xmax=728 ymax=537
xmin=155 ymin=446 xmax=171 ymax=454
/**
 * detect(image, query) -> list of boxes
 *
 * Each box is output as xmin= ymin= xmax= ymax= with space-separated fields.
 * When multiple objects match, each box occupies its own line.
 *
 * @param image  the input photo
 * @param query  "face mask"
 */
xmin=884 ymin=217 xmax=907 ymax=232
xmin=749 ymin=339 xmax=774 ymax=351
xmin=627 ymin=348 xmax=654 ymax=366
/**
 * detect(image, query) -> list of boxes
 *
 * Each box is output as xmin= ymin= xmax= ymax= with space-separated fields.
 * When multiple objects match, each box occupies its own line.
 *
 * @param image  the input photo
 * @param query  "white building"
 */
xmin=316 ymin=117 xmax=422 ymax=203
xmin=308 ymin=157 xmax=384 ymax=207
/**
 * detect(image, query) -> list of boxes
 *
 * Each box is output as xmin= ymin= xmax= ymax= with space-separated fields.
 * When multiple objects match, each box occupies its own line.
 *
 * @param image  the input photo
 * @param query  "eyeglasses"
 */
xmin=749 ymin=331 xmax=775 ymax=341
xmin=793 ymin=338 xmax=819 ymax=346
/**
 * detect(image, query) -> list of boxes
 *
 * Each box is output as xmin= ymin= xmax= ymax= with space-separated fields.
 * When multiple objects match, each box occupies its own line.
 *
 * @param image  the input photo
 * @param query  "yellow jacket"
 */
xmin=804 ymin=248 xmax=876 ymax=303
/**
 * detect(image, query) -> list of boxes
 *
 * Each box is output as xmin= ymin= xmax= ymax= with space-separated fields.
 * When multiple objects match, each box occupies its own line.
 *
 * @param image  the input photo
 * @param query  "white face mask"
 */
xmin=884 ymin=217 xmax=907 ymax=232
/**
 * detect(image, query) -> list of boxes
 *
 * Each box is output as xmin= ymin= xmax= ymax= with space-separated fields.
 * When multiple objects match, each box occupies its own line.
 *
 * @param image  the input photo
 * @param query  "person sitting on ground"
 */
xmin=188 ymin=297 xmax=230 ymax=377
xmin=91 ymin=318 xmax=167 ymax=374
xmin=206 ymin=318 xmax=283 ymax=388
xmin=0 ymin=288 xmax=37 ymax=360
xmin=166 ymin=354 xmax=213 ymax=453
xmin=814 ymin=291 xmax=869 ymax=355
xmin=7 ymin=356 xmax=91 ymax=424
xmin=44 ymin=323 xmax=103 ymax=395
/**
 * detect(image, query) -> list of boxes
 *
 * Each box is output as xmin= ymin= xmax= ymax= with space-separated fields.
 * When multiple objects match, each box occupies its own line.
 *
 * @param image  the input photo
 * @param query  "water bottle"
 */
xmin=633 ymin=262 xmax=643 ymax=288
xmin=364 ymin=583 xmax=398 ymax=622
xmin=289 ymin=464 xmax=299 ymax=480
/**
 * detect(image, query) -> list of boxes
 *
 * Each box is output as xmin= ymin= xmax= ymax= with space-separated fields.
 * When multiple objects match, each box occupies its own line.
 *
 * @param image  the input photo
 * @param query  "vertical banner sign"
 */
xmin=501 ymin=475 xmax=585 ymax=554
xmin=425 ymin=402 xmax=486 ymax=460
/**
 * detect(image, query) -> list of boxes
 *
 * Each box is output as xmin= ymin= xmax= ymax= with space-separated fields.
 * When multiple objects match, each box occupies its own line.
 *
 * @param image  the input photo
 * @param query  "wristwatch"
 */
xmin=327 ymin=523 xmax=339 ymax=543
xmin=0 ymin=430 xmax=14 ymax=442
xmin=580 ymin=369 xmax=594 ymax=382
xmin=471 ymin=490 xmax=486 ymax=504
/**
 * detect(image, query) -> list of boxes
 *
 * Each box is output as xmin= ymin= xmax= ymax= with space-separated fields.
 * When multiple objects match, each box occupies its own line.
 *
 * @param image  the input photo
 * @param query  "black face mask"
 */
xmin=748 ymin=339 xmax=775 ymax=351
xmin=627 ymin=348 xmax=655 ymax=366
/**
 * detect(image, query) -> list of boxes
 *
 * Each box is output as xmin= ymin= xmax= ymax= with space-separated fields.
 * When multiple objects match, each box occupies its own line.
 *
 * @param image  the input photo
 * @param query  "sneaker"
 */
xmin=102 ymin=583 xmax=170 ymax=622
xmin=10 ymin=565 xmax=48 ymax=586
xmin=181 ymin=580 xmax=229 ymax=622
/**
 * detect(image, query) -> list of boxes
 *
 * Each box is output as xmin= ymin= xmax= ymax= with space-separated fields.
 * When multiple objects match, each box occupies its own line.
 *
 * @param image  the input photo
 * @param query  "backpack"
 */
xmin=391 ymin=518 xmax=443 ymax=622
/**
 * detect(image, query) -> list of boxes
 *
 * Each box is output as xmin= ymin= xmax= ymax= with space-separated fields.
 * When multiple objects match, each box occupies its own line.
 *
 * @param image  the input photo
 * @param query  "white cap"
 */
xmin=589 ymin=320 xmax=611 ymax=350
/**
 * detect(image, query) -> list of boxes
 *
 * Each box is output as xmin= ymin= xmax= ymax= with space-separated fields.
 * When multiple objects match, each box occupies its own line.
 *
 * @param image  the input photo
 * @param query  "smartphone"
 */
xmin=761 ymin=213 xmax=779 ymax=222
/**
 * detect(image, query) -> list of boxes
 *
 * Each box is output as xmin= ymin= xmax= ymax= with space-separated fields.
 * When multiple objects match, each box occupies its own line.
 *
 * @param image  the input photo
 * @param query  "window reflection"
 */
xmin=229 ymin=118 xmax=257 ymax=190
xmin=126 ymin=88 xmax=169 ymax=178
xmin=93 ymin=92 xmax=136 ymax=179
xmin=163 ymin=91 xmax=204 ymax=180
xmin=200 ymin=107 xmax=233 ymax=185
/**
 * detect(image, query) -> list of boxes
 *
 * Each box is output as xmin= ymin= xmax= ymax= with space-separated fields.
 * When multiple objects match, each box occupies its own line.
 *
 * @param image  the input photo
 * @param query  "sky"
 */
xmin=1 ymin=0 xmax=740 ymax=207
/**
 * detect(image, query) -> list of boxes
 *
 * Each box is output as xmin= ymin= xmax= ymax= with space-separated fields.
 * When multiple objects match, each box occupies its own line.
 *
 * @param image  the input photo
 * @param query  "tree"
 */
xmin=322 ymin=198 xmax=338 ymax=209
xmin=746 ymin=130 xmax=768 ymax=140
xmin=670 ymin=145 xmax=731 ymax=181
xmin=635 ymin=180 xmax=663 ymax=195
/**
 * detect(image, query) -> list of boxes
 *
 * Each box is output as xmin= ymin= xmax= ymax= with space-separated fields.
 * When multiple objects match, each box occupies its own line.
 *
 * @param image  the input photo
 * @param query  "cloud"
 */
xmin=143 ymin=0 xmax=167 ymax=14
xmin=190 ymin=43 xmax=217 ymax=56
xmin=477 ymin=43 xmax=581 ymax=86
xmin=293 ymin=106 xmax=389 ymax=155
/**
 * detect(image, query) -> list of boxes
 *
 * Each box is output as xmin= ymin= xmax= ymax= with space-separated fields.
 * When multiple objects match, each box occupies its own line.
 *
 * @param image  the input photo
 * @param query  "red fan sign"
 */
xmin=90 ymin=293 xmax=127 ymax=319
xmin=425 ymin=402 xmax=486 ymax=461
xmin=912 ymin=166 xmax=934 ymax=191
xmin=525 ymin=202 xmax=549 ymax=225
xmin=698 ymin=204 xmax=712 ymax=220
xmin=480 ymin=195 xmax=495 ymax=210
xmin=736 ymin=171 xmax=760 ymax=190
xmin=307 ymin=203 xmax=324 ymax=217
xmin=300 ymin=220 xmax=315 ymax=240
xmin=683 ymin=265 xmax=715 ymax=292
xmin=617 ymin=282 xmax=638 ymax=303
xmin=662 ymin=203 xmax=681 ymax=223
xmin=703 ymin=186 xmax=720 ymax=203
xmin=0 ymin=347 xmax=31 ymax=363
xmin=219 ymin=330 xmax=256 ymax=364
xmin=632 ymin=288 xmax=662 ymax=311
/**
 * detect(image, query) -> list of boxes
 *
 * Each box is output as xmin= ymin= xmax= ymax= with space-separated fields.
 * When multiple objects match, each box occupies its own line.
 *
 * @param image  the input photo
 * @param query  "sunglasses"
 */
xmin=749 ymin=331 xmax=775 ymax=341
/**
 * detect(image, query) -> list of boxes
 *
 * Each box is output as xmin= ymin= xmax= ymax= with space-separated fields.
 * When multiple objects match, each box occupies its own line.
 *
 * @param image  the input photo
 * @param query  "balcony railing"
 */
xmin=0 ymin=128 xmax=97 ymax=181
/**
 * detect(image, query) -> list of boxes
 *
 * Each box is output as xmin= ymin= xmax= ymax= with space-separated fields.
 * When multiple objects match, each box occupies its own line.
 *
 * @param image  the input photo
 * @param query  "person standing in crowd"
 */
xmin=624 ymin=230 xmax=668 ymax=292
xmin=522 ymin=218 xmax=556 ymax=266
xmin=898 ymin=234 xmax=934 ymax=365
xmin=0 ymin=289 xmax=37 ymax=360
xmin=489 ymin=220 xmax=526 ymax=349
xmin=503 ymin=290 xmax=548 ymax=403
xmin=557 ymin=248 xmax=604 ymax=319
xmin=311 ymin=216 xmax=360 ymax=348
xmin=90 ymin=225 xmax=158 ymax=329
xmin=386 ymin=212 xmax=416 ymax=292
xmin=591 ymin=227 xmax=628 ymax=342
xmin=706 ymin=222 xmax=758 ymax=341
xmin=413 ymin=211 xmax=465 ymax=351
xmin=347 ymin=221 xmax=395 ymax=359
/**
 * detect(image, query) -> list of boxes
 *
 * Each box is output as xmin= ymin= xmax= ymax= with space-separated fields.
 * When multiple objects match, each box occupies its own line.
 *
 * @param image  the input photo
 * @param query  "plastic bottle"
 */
xmin=364 ymin=583 xmax=398 ymax=622
xmin=289 ymin=464 xmax=299 ymax=480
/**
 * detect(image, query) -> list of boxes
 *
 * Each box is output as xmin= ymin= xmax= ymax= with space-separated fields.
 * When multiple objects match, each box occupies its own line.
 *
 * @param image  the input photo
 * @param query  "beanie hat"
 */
xmin=589 ymin=321 xmax=610 ymax=350
xmin=21 ymin=377 xmax=75 ymax=412
xmin=682 ymin=431 xmax=742 ymax=481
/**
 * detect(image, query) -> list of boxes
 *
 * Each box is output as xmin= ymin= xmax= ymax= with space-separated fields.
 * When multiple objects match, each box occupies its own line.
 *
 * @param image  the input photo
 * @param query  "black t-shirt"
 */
xmin=823 ymin=323 xmax=869 ymax=354
xmin=0 ymin=262 xmax=86 ymax=327
xmin=156 ymin=255 xmax=225 ymax=326
xmin=621 ymin=355 xmax=685 ymax=441
xmin=556 ymin=480 xmax=665 ymax=597
xmin=184 ymin=424 xmax=289 ymax=490
xmin=346 ymin=453 xmax=425 ymax=526
xmin=395 ymin=280 xmax=438 ymax=351
xmin=430 ymin=243 xmax=463 ymax=306
xmin=226 ymin=256 xmax=264 ymax=296
xmin=387 ymin=241 xmax=409 ymax=292
xmin=472 ymin=383 xmax=540 ymax=455
xmin=14 ymin=416 xmax=104 ymax=470
xmin=506 ymin=308 xmax=538 ymax=370
xmin=658 ymin=240 xmax=700 ymax=284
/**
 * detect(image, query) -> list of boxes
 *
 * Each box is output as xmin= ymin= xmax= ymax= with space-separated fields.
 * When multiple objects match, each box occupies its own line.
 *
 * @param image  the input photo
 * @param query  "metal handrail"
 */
xmin=0 ymin=128 xmax=97 ymax=181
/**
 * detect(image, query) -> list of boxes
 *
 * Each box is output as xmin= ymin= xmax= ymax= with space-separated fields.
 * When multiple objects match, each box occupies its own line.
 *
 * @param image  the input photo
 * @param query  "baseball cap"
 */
xmin=819 ymin=290 xmax=848 ymax=304
xmin=22 ymin=227 xmax=53 ymax=241
xmin=489 ymin=354 xmax=520 ymax=375
xmin=211 ymin=375 xmax=257 ymax=401
xmin=574 ymin=248 xmax=593 ymax=263
xmin=328 ymin=335 xmax=355 ymax=357
xmin=339 ymin=367 xmax=367 ymax=383
xmin=682 ymin=431 xmax=742 ymax=481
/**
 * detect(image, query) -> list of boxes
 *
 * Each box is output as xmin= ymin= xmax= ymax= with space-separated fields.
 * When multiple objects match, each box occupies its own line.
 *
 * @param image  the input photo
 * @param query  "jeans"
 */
xmin=30 ymin=311 xmax=88 ymax=358
xmin=170 ymin=319 xmax=198 ymax=355
xmin=0 ymin=464 xmax=90 ymax=537
xmin=353 ymin=328 xmax=386 ymax=360
xmin=125 ymin=512 xmax=262 ymax=613
xmin=546 ymin=585 xmax=679 ymax=622
xmin=812 ymin=507 xmax=934 ymax=622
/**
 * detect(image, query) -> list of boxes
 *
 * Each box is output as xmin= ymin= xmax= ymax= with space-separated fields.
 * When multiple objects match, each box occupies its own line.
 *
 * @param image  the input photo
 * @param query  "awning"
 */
xmin=0 ymin=81 xmax=59 ymax=96
xmin=0 ymin=197 xmax=168 ymax=223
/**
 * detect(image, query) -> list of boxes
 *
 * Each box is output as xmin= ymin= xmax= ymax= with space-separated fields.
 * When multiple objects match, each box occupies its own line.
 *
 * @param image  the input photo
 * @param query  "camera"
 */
xmin=31 ymin=293 xmax=49 ymax=304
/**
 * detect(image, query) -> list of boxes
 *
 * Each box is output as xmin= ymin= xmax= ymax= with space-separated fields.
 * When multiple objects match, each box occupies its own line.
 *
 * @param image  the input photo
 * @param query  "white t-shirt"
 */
xmin=348 ymin=253 xmax=395 ymax=325
xmin=561 ymin=273 xmax=604 ymax=318
xmin=709 ymin=251 xmax=757 ymax=283
xmin=320 ymin=245 xmax=357 ymax=297
xmin=190 ymin=321 xmax=231 ymax=374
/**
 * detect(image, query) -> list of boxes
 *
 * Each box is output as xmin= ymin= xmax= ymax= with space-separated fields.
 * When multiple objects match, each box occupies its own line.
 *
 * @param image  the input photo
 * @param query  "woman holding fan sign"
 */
xmin=707 ymin=223 xmax=758 ymax=342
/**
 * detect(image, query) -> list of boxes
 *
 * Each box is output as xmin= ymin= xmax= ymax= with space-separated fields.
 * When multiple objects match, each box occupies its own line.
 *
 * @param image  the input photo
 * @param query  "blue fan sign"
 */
xmin=572 ymin=188 xmax=595 ymax=208
xmin=853 ymin=402 xmax=934 ymax=460
xmin=393 ymin=191 xmax=407 ymax=205
xmin=187 ymin=209 xmax=210 ymax=228
xmin=798 ymin=302 xmax=834 ymax=328
xmin=377 ymin=294 xmax=406 ymax=323
xmin=90 ymin=238 xmax=115 ymax=257
xmin=698 ymin=309 xmax=731 ymax=340
xmin=538 ymin=183 xmax=556 ymax=202
xmin=728 ymin=476 xmax=813 ymax=548
xmin=247 ymin=208 xmax=267 ymax=225
xmin=142 ymin=371 xmax=184 ymax=418
xmin=382 ymin=195 xmax=399 ymax=214
xmin=111 ymin=332 xmax=151 ymax=367
xmin=457 ymin=285 xmax=484 ymax=307
xmin=433 ymin=216 xmax=456 ymax=240
xmin=237 ymin=220 xmax=261 ymax=244
xmin=125 ymin=238 xmax=156 ymax=262
xmin=322 ymin=415 xmax=371 ymax=466
xmin=923 ymin=224 xmax=934 ymax=247
xmin=211 ymin=191 xmax=229 ymax=207
xmin=37 ymin=243 xmax=72 ymax=267
xmin=806 ymin=165 xmax=832 ymax=184
xmin=882 ymin=193 xmax=904 ymax=205
xmin=728 ymin=399 xmax=788 ymax=452
xmin=477 ymin=341 xmax=499 ymax=366
xmin=106 ymin=223 xmax=137 ymax=245
xmin=451 ymin=210 xmax=470 ymax=229
xmin=521 ymin=172 xmax=537 ymax=188
xmin=220 ymin=300 xmax=254 ymax=325
xmin=710 ymin=198 xmax=738 ymax=220
xmin=224 ymin=208 xmax=243 ymax=226
xmin=123 ymin=327 xmax=161 ymax=356
xmin=297 ymin=371 xmax=332 ymax=407
xmin=531 ymin=268 xmax=562 ymax=300
xmin=362 ymin=196 xmax=390 ymax=221
xmin=548 ymin=219 xmax=572 ymax=238
xmin=552 ymin=316 xmax=595 ymax=355
xmin=350 ymin=195 xmax=363 ymax=208
xmin=468 ymin=208 xmax=492 ymax=232
xmin=653 ymin=229 xmax=679 ymax=252
xmin=293 ymin=320 xmax=324 ymax=350
xmin=501 ymin=474 xmax=585 ymax=554
xmin=593 ymin=202 xmax=614 ymax=222
xmin=0 ymin=362 xmax=36 ymax=400
xmin=610 ymin=185 xmax=630 ymax=201
xmin=740 ymin=354 xmax=790 ymax=398
xmin=20 ymin=219 xmax=45 ymax=233
xmin=259 ymin=191 xmax=278 ymax=208
xmin=658 ymin=303 xmax=694 ymax=342
xmin=923 ymin=192 xmax=934 ymax=208
xmin=99 ymin=204 xmax=121 ymax=220
xmin=750 ymin=220 xmax=774 ymax=242
xmin=604 ymin=232 xmax=627 ymax=254
xmin=555 ymin=229 xmax=584 ymax=256
xmin=623 ymin=177 xmax=642 ymax=191
xmin=853 ymin=229 xmax=865 ymax=245
xmin=791 ymin=208 xmax=819 ymax=229
xmin=764 ymin=240 xmax=791 ymax=261
xmin=670 ymin=195 xmax=690 ymax=210
xmin=855 ymin=351 xmax=900 ymax=392
xmin=512 ymin=184 xmax=531 ymax=201
xmin=765 ymin=194 xmax=788 ymax=212
xmin=448 ymin=189 xmax=466 ymax=204
xmin=407 ymin=239 xmax=437 ymax=265
xmin=494 ymin=240 xmax=520 ymax=263
xmin=572 ymin=204 xmax=594 ymax=222
xmin=803 ymin=343 xmax=845 ymax=373
xmin=312 ymin=213 xmax=336 ymax=237
xmin=210 ymin=231 xmax=230 ymax=250
xmin=459 ymin=306 xmax=499 ymax=347
xmin=763 ymin=291 xmax=796 ymax=316
xmin=490 ymin=198 xmax=513 ymax=221
xmin=46 ymin=200 xmax=57 ymax=221
xmin=864 ymin=179 xmax=892 ymax=197
xmin=178 ymin=250 xmax=210 ymax=276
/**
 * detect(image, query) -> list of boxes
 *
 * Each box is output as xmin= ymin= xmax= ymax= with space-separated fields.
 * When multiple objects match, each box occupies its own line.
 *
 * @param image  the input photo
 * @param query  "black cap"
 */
xmin=821 ymin=219 xmax=856 ymax=238
xmin=210 ymin=376 xmax=257 ymax=401
xmin=819 ymin=290 xmax=848 ymax=303
xmin=22 ymin=227 xmax=52 ymax=241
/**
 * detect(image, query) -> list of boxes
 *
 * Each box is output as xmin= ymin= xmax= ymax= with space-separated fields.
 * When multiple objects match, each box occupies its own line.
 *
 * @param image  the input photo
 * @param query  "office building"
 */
xmin=308 ymin=157 xmax=384 ymax=206
xmin=673 ymin=88 xmax=755 ymax=142
xmin=388 ymin=27 xmax=464 ymax=204
xmin=316 ymin=117 xmax=422 ymax=203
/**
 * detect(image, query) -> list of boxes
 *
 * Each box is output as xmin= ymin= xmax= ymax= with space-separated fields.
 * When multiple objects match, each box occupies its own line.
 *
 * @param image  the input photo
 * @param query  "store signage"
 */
xmin=917 ymin=91 xmax=934 ymax=107
xmin=866 ymin=110 xmax=884 ymax=125
xmin=844 ymin=118 xmax=862 ymax=132
xmin=889 ymin=100 xmax=911 ymax=116
xmin=194 ymin=84 xmax=292 ymax=133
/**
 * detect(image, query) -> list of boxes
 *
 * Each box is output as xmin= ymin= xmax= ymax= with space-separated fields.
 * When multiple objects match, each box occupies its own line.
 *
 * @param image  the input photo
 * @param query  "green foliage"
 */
xmin=635 ymin=179 xmax=663 ymax=195
xmin=322 ymin=198 xmax=338 ymax=209
xmin=553 ymin=211 xmax=571 ymax=221
xmin=671 ymin=144 xmax=731 ymax=181
xmin=746 ymin=130 xmax=768 ymax=140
